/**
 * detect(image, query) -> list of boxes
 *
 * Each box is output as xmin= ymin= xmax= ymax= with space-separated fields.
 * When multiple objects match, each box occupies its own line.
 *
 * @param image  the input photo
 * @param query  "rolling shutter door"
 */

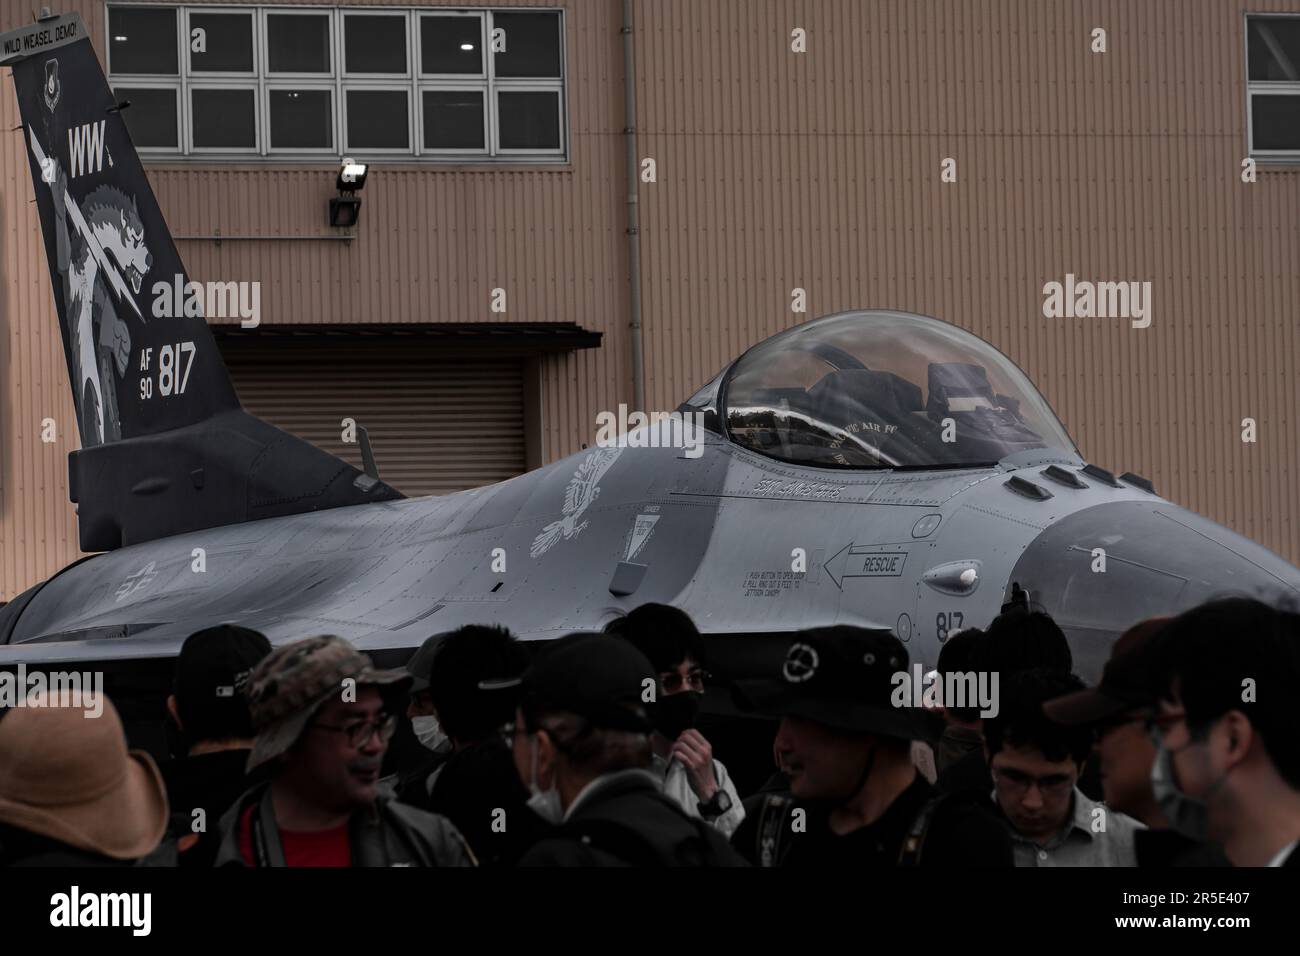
xmin=222 ymin=344 xmax=526 ymax=497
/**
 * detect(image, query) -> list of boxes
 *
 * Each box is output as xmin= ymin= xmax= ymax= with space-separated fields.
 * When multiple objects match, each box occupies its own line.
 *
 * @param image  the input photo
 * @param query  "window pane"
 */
xmin=1248 ymin=18 xmax=1300 ymax=82
xmin=114 ymin=87 xmax=177 ymax=148
xmin=498 ymin=91 xmax=560 ymax=149
xmin=347 ymin=90 xmax=409 ymax=149
xmin=345 ymin=15 xmax=407 ymax=74
xmin=267 ymin=14 xmax=331 ymax=73
xmin=423 ymin=90 xmax=484 ymax=149
xmin=1253 ymin=95 xmax=1300 ymax=150
xmin=492 ymin=12 xmax=560 ymax=78
xmin=421 ymin=15 xmax=482 ymax=74
xmin=192 ymin=89 xmax=256 ymax=149
xmin=109 ymin=7 xmax=178 ymax=75
xmin=189 ymin=13 xmax=253 ymax=72
xmin=270 ymin=89 xmax=333 ymax=150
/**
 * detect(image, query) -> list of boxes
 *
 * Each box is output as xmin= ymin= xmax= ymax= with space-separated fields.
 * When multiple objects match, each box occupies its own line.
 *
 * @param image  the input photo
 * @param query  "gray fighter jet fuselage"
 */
xmin=5 ymin=308 xmax=1299 ymax=686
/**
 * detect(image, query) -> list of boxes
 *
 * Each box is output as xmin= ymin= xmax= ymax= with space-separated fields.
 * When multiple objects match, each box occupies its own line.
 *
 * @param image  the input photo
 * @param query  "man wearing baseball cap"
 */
xmin=391 ymin=630 xmax=454 ymax=807
xmin=1043 ymin=617 xmax=1226 ymax=867
xmin=213 ymin=635 xmax=474 ymax=866
xmin=731 ymin=626 xmax=1013 ymax=867
xmin=507 ymin=633 xmax=745 ymax=866
xmin=159 ymin=624 xmax=271 ymax=867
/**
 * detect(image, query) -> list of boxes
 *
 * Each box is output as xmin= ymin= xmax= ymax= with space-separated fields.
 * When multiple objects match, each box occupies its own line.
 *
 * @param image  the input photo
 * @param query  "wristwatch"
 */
xmin=698 ymin=788 xmax=733 ymax=820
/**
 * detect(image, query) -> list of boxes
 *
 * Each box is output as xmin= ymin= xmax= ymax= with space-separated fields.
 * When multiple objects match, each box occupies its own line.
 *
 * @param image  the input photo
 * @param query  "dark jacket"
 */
xmin=213 ymin=782 xmax=475 ymax=867
xmin=518 ymin=769 xmax=748 ymax=867
xmin=159 ymin=748 xmax=266 ymax=868
xmin=733 ymin=775 xmax=1014 ymax=867
xmin=422 ymin=738 xmax=551 ymax=866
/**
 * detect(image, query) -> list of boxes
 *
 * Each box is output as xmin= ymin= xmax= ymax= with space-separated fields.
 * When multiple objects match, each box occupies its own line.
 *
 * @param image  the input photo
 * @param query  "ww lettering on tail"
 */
xmin=67 ymin=119 xmax=105 ymax=178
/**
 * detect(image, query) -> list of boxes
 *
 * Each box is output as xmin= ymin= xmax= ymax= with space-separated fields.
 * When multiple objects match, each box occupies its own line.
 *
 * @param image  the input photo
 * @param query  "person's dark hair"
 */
xmin=1149 ymin=597 xmax=1300 ymax=790
xmin=604 ymin=603 xmax=706 ymax=673
xmin=977 ymin=608 xmax=1073 ymax=676
xmin=428 ymin=624 xmax=529 ymax=743
xmin=938 ymin=627 xmax=985 ymax=722
xmin=985 ymin=669 xmax=1091 ymax=765
xmin=526 ymin=711 xmax=651 ymax=776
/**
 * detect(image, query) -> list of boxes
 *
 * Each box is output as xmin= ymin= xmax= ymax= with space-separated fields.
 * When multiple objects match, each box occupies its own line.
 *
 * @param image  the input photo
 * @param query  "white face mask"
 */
xmin=525 ymin=733 xmax=564 ymax=825
xmin=411 ymin=715 xmax=450 ymax=753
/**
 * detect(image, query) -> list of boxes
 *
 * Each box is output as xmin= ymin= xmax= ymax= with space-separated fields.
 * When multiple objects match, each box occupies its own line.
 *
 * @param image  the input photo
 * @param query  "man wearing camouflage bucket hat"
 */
xmin=730 ymin=625 xmax=1013 ymax=867
xmin=214 ymin=635 xmax=474 ymax=866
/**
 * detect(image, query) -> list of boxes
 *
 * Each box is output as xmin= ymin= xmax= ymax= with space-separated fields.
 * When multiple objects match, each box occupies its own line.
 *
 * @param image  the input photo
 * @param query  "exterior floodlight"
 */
xmin=331 ymin=158 xmax=366 ymax=228
xmin=337 ymin=158 xmax=368 ymax=192
xmin=329 ymin=195 xmax=361 ymax=228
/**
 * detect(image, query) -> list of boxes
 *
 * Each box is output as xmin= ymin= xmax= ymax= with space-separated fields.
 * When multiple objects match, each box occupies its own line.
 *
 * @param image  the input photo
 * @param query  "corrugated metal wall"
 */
xmin=631 ymin=0 xmax=1300 ymax=563
xmin=3 ymin=0 xmax=1300 ymax=598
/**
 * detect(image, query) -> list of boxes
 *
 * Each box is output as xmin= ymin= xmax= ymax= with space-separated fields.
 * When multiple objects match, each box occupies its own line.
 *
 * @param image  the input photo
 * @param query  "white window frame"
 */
xmin=341 ymin=9 xmax=412 ymax=79
xmin=106 ymin=2 xmax=182 ymax=77
xmin=492 ymin=85 xmax=564 ymax=157
xmin=417 ymin=85 xmax=489 ymax=155
xmin=185 ymin=7 xmax=259 ymax=79
xmin=1245 ymin=13 xmax=1300 ymax=161
xmin=187 ymin=82 xmax=261 ymax=154
xmin=105 ymin=3 xmax=568 ymax=164
xmin=418 ymin=11 xmax=486 ymax=79
xmin=262 ymin=7 xmax=334 ymax=78
xmin=110 ymin=82 xmax=183 ymax=154
xmin=342 ymin=85 xmax=413 ymax=155
xmin=264 ymin=84 xmax=337 ymax=154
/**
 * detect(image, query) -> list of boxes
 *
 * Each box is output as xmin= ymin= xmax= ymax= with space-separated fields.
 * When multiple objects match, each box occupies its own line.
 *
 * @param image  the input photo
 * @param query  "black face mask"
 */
xmin=653 ymin=691 xmax=703 ymax=740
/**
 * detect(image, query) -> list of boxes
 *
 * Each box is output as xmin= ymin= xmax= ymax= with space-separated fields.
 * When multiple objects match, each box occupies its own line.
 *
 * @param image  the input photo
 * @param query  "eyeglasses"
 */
xmin=661 ymin=669 xmax=708 ymax=694
xmin=499 ymin=720 xmax=519 ymax=747
xmin=991 ymin=766 xmax=1074 ymax=798
xmin=312 ymin=712 xmax=397 ymax=748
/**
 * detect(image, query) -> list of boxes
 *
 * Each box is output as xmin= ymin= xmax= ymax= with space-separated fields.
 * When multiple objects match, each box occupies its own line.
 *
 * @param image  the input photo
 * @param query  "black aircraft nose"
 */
xmin=1004 ymin=500 xmax=1300 ymax=682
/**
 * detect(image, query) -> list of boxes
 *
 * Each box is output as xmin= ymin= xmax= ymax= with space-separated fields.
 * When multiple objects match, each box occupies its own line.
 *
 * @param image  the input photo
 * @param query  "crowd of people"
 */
xmin=0 ymin=595 xmax=1297 ymax=868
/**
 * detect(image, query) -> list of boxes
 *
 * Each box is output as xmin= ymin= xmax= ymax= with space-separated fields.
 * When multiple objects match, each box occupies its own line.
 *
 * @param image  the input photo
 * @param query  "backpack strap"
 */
xmin=897 ymin=793 xmax=948 ymax=866
xmin=756 ymin=794 xmax=792 ymax=868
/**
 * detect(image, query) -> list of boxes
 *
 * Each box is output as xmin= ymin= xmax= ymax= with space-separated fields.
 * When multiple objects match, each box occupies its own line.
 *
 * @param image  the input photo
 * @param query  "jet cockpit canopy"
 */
xmin=717 ymin=310 xmax=1077 ymax=469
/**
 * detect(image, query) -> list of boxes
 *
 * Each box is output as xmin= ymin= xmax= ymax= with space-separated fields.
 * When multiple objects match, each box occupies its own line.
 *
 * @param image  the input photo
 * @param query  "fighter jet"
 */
xmin=3 ymin=11 xmax=1298 ymax=695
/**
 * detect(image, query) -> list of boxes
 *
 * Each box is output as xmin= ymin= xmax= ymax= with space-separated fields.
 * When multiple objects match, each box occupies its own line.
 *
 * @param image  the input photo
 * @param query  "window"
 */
xmin=1246 ymin=15 xmax=1300 ymax=158
xmin=106 ymin=5 xmax=566 ymax=161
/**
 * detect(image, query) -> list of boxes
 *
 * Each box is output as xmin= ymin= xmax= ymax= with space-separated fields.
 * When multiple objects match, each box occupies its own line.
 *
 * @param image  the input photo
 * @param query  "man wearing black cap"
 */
xmin=732 ymin=626 xmax=1013 ymax=867
xmin=399 ymin=624 xmax=544 ymax=865
xmin=1043 ymin=618 xmax=1227 ymax=867
xmin=506 ymin=633 xmax=746 ymax=866
xmin=158 ymin=623 xmax=272 ymax=867
xmin=392 ymin=631 xmax=455 ymax=808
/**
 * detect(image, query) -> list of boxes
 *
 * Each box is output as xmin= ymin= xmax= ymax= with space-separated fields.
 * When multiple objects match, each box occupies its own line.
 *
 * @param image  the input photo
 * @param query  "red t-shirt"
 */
xmin=239 ymin=803 xmax=352 ymax=867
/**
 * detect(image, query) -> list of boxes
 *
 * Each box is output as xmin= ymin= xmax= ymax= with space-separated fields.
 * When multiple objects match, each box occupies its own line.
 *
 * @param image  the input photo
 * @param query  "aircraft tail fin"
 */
xmin=3 ymin=12 xmax=401 ymax=550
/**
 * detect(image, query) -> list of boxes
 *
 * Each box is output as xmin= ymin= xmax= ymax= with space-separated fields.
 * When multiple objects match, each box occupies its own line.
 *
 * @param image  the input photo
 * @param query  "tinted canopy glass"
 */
xmin=722 ymin=311 xmax=1075 ymax=469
